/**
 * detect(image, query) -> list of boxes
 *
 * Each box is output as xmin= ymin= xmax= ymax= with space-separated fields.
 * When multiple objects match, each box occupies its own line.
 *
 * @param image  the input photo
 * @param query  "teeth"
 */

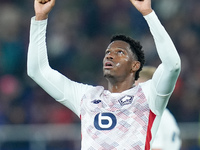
xmin=106 ymin=63 xmax=112 ymax=66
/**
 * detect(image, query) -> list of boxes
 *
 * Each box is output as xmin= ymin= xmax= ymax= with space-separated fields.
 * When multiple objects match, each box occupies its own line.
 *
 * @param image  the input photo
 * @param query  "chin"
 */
xmin=103 ymin=69 xmax=115 ymax=79
xmin=103 ymin=73 xmax=114 ymax=79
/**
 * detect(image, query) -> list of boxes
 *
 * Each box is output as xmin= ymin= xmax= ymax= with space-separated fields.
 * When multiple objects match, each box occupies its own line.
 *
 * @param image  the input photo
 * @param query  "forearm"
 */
xmin=144 ymin=11 xmax=181 ymax=95
xmin=27 ymin=17 xmax=48 ymax=79
xmin=144 ymin=11 xmax=181 ymax=71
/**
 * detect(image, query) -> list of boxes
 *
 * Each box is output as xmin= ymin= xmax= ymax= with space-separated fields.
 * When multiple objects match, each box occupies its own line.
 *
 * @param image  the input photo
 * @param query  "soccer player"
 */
xmin=27 ymin=0 xmax=181 ymax=149
xmin=135 ymin=66 xmax=182 ymax=150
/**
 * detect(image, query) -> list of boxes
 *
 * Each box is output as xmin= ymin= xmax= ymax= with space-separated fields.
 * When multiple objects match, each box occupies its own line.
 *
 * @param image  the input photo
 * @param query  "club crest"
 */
xmin=118 ymin=95 xmax=133 ymax=106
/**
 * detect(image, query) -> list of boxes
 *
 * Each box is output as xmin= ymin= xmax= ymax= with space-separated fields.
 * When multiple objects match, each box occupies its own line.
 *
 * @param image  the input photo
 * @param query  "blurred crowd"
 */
xmin=0 ymin=0 xmax=200 ymax=149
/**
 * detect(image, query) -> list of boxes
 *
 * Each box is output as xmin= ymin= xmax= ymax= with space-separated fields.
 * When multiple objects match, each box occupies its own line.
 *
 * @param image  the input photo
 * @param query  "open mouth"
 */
xmin=104 ymin=61 xmax=114 ymax=69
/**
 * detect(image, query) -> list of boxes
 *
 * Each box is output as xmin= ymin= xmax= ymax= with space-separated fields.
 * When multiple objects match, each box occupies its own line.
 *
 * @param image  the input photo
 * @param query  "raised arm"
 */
xmin=27 ymin=0 xmax=93 ymax=116
xmin=130 ymin=0 xmax=181 ymax=112
xmin=131 ymin=0 xmax=181 ymax=93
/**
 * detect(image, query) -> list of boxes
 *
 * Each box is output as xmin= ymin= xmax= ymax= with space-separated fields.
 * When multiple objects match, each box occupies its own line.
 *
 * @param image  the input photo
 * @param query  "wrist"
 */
xmin=35 ymin=13 xmax=48 ymax=20
xmin=141 ymin=9 xmax=153 ymax=16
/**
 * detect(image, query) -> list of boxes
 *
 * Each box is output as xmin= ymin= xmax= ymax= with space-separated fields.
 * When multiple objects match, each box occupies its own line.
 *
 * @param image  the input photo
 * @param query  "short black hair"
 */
xmin=110 ymin=34 xmax=145 ymax=80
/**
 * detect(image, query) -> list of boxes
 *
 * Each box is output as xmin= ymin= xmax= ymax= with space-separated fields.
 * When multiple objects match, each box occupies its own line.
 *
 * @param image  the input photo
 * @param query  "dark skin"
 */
xmin=103 ymin=40 xmax=140 ymax=93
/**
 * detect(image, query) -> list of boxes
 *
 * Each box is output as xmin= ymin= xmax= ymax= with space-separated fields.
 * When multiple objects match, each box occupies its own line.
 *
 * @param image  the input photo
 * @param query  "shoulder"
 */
xmin=84 ymin=85 xmax=105 ymax=95
xmin=136 ymin=80 xmax=152 ymax=90
xmin=137 ymin=79 xmax=156 ymax=98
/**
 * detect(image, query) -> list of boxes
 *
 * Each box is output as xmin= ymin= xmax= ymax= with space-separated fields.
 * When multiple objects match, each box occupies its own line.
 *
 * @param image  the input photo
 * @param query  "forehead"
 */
xmin=107 ymin=40 xmax=131 ymax=51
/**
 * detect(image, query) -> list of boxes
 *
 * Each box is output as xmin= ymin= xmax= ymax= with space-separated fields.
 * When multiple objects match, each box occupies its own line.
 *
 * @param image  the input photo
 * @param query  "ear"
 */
xmin=131 ymin=61 xmax=141 ymax=72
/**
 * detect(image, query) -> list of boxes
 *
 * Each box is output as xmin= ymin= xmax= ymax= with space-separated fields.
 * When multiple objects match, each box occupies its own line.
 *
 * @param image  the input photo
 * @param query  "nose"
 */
xmin=105 ymin=53 xmax=114 ymax=60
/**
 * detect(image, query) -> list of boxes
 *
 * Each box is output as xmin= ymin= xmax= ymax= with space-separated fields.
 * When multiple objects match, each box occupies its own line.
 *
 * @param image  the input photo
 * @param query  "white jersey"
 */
xmin=152 ymin=109 xmax=182 ymax=150
xmin=27 ymin=11 xmax=181 ymax=150
xmin=80 ymin=84 xmax=158 ymax=150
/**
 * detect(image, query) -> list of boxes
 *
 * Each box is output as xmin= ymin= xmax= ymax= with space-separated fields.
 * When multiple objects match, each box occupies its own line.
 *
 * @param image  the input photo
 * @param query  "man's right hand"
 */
xmin=34 ymin=0 xmax=55 ymax=20
xmin=129 ymin=0 xmax=152 ymax=16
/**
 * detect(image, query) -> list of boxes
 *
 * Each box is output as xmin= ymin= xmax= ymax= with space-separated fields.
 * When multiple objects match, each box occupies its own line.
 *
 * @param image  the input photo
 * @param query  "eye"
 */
xmin=105 ymin=50 xmax=110 ymax=55
xmin=117 ymin=50 xmax=125 ymax=54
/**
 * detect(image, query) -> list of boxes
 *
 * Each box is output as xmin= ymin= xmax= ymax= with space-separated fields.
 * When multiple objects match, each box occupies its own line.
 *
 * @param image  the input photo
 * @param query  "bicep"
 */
xmin=31 ymin=66 xmax=93 ymax=116
xmin=144 ymin=64 xmax=178 ymax=114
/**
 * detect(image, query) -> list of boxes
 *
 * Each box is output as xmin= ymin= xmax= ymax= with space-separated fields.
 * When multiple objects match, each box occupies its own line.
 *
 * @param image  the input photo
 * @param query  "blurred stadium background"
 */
xmin=0 ymin=0 xmax=199 ymax=149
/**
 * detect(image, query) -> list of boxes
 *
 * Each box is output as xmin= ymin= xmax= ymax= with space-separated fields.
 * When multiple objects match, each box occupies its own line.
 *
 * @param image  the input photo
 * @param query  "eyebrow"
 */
xmin=106 ymin=47 xmax=128 ymax=51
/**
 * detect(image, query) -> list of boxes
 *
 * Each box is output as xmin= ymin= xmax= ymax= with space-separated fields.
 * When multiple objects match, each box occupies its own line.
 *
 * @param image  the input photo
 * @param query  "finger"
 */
xmin=37 ymin=0 xmax=44 ymax=4
xmin=49 ymin=0 xmax=56 ymax=7
xmin=37 ymin=0 xmax=48 ymax=4
xmin=41 ymin=0 xmax=47 ymax=4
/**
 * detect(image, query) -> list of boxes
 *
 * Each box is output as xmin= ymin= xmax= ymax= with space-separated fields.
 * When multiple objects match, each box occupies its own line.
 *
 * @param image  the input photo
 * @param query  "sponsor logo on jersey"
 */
xmin=94 ymin=112 xmax=117 ymax=130
xmin=118 ymin=95 xmax=133 ymax=106
xmin=91 ymin=99 xmax=102 ymax=104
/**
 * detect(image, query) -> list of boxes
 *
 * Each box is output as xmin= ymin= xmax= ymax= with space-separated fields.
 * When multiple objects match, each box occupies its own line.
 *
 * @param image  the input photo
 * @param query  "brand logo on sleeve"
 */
xmin=118 ymin=95 xmax=133 ymax=106
xmin=94 ymin=113 xmax=117 ymax=130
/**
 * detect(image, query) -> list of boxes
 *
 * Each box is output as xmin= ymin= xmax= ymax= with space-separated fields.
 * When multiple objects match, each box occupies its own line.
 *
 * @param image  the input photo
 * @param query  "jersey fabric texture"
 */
xmin=80 ymin=84 xmax=155 ymax=150
xmin=152 ymin=109 xmax=182 ymax=150
xmin=27 ymin=10 xmax=181 ymax=150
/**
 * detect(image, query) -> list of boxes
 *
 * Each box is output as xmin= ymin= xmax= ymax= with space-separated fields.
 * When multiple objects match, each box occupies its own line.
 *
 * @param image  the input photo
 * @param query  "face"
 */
xmin=103 ymin=40 xmax=138 ymax=79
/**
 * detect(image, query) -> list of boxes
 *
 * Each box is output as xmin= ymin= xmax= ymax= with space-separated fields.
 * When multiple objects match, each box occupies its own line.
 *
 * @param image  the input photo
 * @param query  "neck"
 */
xmin=107 ymin=77 xmax=135 ymax=93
